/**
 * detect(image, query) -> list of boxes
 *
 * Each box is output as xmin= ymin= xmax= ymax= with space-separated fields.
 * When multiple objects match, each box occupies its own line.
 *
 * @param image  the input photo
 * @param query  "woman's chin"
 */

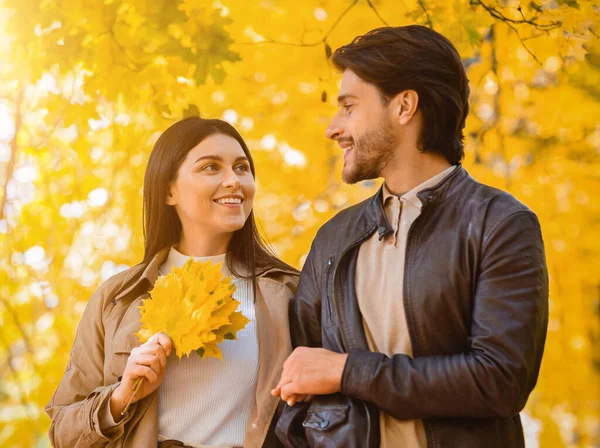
xmin=216 ymin=216 xmax=248 ymax=233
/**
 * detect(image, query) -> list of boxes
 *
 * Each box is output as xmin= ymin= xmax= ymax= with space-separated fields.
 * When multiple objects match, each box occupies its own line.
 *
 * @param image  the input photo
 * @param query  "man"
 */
xmin=272 ymin=25 xmax=548 ymax=447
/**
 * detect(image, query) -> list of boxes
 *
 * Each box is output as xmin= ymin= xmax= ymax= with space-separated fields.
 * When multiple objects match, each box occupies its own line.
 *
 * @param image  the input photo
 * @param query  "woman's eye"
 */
xmin=344 ymin=104 xmax=353 ymax=112
xmin=235 ymin=164 xmax=250 ymax=172
xmin=202 ymin=164 xmax=218 ymax=172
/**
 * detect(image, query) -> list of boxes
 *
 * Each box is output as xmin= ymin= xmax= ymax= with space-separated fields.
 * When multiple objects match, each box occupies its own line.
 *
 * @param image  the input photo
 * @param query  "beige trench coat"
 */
xmin=45 ymin=248 xmax=299 ymax=447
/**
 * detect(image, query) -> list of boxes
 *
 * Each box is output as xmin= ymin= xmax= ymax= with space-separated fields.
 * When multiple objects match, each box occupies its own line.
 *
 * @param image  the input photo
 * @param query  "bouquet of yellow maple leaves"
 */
xmin=137 ymin=258 xmax=249 ymax=358
xmin=122 ymin=258 xmax=249 ymax=413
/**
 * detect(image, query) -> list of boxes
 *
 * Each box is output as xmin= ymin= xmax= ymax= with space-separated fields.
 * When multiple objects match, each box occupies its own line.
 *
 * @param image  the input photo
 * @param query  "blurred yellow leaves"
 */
xmin=0 ymin=0 xmax=598 ymax=446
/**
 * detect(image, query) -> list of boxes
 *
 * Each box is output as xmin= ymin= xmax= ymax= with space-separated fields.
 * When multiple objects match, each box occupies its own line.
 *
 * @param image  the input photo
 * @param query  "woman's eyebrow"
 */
xmin=193 ymin=155 xmax=249 ymax=164
xmin=194 ymin=155 xmax=222 ymax=164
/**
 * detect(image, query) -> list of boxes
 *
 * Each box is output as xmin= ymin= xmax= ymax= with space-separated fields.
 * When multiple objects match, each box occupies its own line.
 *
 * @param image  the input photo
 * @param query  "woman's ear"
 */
xmin=166 ymin=184 xmax=177 ymax=206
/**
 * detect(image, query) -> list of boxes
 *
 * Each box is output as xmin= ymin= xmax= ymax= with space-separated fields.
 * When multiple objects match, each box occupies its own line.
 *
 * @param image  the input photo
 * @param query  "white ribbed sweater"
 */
xmin=157 ymin=247 xmax=258 ymax=448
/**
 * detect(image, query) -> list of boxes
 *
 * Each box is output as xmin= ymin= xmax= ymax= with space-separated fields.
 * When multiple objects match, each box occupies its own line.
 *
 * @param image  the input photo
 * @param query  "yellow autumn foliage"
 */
xmin=0 ymin=1 xmax=598 ymax=447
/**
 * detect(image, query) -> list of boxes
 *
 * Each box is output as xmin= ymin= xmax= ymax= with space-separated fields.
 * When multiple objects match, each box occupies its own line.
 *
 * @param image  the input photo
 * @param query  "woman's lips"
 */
xmin=213 ymin=197 xmax=244 ymax=208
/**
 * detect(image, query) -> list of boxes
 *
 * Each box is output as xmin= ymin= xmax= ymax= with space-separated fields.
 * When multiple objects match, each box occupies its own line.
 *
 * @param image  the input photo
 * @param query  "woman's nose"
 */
xmin=222 ymin=171 xmax=241 ymax=189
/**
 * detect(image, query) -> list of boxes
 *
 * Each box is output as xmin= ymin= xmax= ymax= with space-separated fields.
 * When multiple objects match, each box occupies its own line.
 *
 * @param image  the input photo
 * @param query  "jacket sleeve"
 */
xmin=45 ymin=283 xmax=139 ymax=447
xmin=289 ymin=239 xmax=323 ymax=349
xmin=341 ymin=210 xmax=549 ymax=419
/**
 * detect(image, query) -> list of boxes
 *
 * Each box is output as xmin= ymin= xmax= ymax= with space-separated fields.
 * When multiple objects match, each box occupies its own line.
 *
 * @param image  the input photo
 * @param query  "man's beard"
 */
xmin=342 ymin=118 xmax=397 ymax=184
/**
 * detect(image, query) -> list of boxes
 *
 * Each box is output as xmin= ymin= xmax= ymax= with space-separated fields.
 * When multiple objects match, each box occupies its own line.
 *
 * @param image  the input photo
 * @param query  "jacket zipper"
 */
xmin=329 ymin=224 xmax=378 ymax=446
xmin=330 ymin=209 xmax=429 ymax=446
xmin=325 ymin=256 xmax=335 ymax=326
xmin=330 ymin=225 xmax=377 ymax=351
xmin=403 ymin=203 xmax=435 ymax=447
xmin=402 ymin=208 xmax=429 ymax=360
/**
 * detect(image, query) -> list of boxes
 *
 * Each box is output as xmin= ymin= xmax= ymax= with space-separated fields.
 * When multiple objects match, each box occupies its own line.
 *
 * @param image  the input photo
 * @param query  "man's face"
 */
xmin=326 ymin=70 xmax=397 ymax=184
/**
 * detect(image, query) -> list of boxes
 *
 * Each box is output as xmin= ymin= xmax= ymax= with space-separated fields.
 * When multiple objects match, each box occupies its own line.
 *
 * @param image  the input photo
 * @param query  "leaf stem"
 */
xmin=121 ymin=377 xmax=144 ymax=415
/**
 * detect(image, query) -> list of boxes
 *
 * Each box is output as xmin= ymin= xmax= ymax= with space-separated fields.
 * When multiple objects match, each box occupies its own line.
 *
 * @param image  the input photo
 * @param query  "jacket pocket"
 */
xmin=277 ymin=395 xmax=379 ymax=448
xmin=303 ymin=404 xmax=350 ymax=448
xmin=302 ymin=405 xmax=348 ymax=430
xmin=274 ymin=402 xmax=310 ymax=448
xmin=112 ymin=295 xmax=146 ymax=354
xmin=109 ymin=295 xmax=146 ymax=380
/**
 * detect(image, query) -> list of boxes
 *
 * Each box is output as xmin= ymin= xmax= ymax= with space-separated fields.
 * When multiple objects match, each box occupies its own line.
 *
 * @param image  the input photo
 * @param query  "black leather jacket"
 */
xmin=280 ymin=166 xmax=548 ymax=447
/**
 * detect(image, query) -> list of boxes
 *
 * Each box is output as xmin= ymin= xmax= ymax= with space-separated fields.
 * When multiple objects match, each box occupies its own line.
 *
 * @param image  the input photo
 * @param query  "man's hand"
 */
xmin=271 ymin=347 xmax=348 ymax=406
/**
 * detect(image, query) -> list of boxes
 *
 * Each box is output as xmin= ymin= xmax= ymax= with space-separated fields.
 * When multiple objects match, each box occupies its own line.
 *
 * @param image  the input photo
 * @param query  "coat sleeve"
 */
xmin=341 ymin=211 xmax=549 ymax=419
xmin=45 ymin=281 xmax=139 ymax=447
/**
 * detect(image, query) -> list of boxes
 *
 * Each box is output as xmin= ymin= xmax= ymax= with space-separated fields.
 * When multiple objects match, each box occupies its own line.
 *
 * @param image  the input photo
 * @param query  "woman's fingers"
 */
xmin=118 ymin=339 xmax=172 ymax=404
xmin=124 ymin=348 xmax=165 ymax=387
xmin=154 ymin=345 xmax=167 ymax=370
xmin=130 ymin=364 xmax=158 ymax=383
xmin=148 ymin=332 xmax=173 ymax=356
xmin=133 ymin=354 xmax=162 ymax=376
xmin=134 ymin=344 xmax=167 ymax=370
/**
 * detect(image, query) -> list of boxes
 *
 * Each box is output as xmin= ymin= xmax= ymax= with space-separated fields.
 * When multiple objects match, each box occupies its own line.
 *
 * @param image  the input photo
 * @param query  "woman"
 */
xmin=45 ymin=117 xmax=299 ymax=447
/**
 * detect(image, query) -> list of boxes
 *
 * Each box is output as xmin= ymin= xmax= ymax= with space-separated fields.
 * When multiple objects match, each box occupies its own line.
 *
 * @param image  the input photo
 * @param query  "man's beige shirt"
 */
xmin=355 ymin=165 xmax=456 ymax=447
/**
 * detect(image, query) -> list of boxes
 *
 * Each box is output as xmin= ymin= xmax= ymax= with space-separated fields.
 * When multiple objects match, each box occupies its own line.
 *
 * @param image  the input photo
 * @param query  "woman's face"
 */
xmin=167 ymin=133 xmax=255 ymax=236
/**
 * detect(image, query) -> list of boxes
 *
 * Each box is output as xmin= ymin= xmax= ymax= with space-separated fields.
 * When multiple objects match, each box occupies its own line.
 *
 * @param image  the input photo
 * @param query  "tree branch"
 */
xmin=235 ymin=0 xmax=360 ymax=47
xmin=417 ymin=0 xmax=433 ymax=29
xmin=472 ymin=0 xmax=552 ymax=65
xmin=366 ymin=0 xmax=390 ymax=26
xmin=473 ymin=0 xmax=562 ymax=32
xmin=506 ymin=20 xmax=542 ymax=65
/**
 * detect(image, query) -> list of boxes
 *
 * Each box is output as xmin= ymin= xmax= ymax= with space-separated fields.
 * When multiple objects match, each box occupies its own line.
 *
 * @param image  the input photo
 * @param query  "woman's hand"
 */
xmin=110 ymin=332 xmax=173 ymax=420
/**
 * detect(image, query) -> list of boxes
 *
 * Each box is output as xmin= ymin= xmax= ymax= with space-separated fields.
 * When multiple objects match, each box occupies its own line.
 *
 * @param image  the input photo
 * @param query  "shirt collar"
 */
xmin=382 ymin=165 xmax=457 ymax=209
xmin=160 ymin=246 xmax=229 ymax=276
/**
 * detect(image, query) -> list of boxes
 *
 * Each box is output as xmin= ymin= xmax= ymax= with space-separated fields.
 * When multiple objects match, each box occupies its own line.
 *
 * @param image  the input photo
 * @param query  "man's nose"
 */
xmin=326 ymin=114 xmax=344 ymax=141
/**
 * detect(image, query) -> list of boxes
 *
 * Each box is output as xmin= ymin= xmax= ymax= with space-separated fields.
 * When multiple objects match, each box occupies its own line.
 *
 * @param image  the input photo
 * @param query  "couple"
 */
xmin=45 ymin=25 xmax=548 ymax=448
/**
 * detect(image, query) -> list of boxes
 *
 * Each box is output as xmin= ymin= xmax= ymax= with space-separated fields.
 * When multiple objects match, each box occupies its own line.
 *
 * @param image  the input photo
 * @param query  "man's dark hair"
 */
xmin=332 ymin=25 xmax=470 ymax=165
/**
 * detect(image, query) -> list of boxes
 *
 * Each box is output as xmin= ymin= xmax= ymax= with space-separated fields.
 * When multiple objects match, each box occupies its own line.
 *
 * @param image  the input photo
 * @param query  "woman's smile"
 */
xmin=213 ymin=194 xmax=245 ymax=208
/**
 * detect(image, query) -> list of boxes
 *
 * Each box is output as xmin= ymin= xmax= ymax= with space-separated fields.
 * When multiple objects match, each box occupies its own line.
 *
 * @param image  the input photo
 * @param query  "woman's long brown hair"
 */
xmin=142 ymin=116 xmax=295 ymax=294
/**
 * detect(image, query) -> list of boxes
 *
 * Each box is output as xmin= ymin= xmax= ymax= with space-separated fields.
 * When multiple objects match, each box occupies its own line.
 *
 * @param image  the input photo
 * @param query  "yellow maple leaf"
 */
xmin=214 ymin=311 xmax=251 ymax=343
xmin=135 ymin=275 xmax=185 ymax=342
xmin=197 ymin=341 xmax=224 ymax=361
xmin=136 ymin=258 xmax=248 ymax=359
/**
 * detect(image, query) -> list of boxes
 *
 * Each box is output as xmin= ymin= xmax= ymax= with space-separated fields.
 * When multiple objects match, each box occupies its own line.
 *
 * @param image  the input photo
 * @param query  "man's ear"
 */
xmin=391 ymin=90 xmax=419 ymax=126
